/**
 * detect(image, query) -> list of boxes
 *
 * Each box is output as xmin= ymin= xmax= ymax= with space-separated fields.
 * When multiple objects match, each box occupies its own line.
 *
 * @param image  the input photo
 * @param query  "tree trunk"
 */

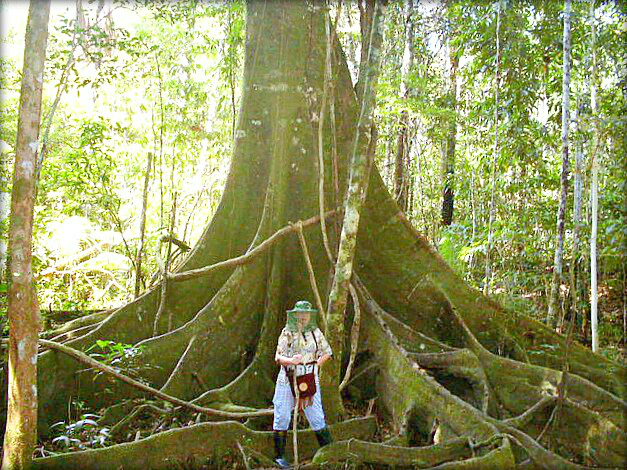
xmin=1 ymin=1 xmax=50 ymax=469
xmin=590 ymin=147 xmax=599 ymax=353
xmin=135 ymin=152 xmax=152 ymax=298
xmin=394 ymin=0 xmax=415 ymax=213
xmin=3 ymin=2 xmax=625 ymax=469
xmin=440 ymin=29 xmax=458 ymax=227
xmin=484 ymin=3 xmax=501 ymax=296
xmin=134 ymin=151 xmax=153 ymax=298
xmin=394 ymin=114 xmax=409 ymax=212
xmin=0 ymin=150 xmax=9 ymax=286
xmin=567 ymin=92 xmax=586 ymax=334
xmin=588 ymin=0 xmax=600 ymax=354
xmin=547 ymin=0 xmax=572 ymax=326
xmin=325 ymin=0 xmax=385 ymax=421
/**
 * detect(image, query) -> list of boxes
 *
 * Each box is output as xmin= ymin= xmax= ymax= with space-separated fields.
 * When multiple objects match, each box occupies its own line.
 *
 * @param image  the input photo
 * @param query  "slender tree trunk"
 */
xmin=590 ymin=150 xmax=599 ymax=353
xmin=566 ymin=6 xmax=594 ymax=331
xmin=567 ymin=124 xmax=583 ymax=327
xmin=589 ymin=0 xmax=599 ymax=353
xmin=325 ymin=0 xmax=385 ymax=421
xmin=395 ymin=116 xmax=409 ymax=211
xmin=547 ymin=0 xmax=572 ymax=326
xmin=470 ymin=169 xmax=477 ymax=271
xmin=441 ymin=31 xmax=458 ymax=227
xmin=394 ymin=0 xmax=414 ymax=211
xmin=356 ymin=0 xmax=373 ymax=98
xmin=36 ymin=2 xmax=82 ymax=181
xmin=623 ymin=249 xmax=626 ymax=361
xmin=484 ymin=3 xmax=501 ymax=296
xmin=567 ymin=92 xmax=586 ymax=333
xmin=394 ymin=0 xmax=415 ymax=213
xmin=1 ymin=1 xmax=50 ymax=469
xmin=165 ymin=196 xmax=177 ymax=332
xmin=134 ymin=152 xmax=154 ymax=298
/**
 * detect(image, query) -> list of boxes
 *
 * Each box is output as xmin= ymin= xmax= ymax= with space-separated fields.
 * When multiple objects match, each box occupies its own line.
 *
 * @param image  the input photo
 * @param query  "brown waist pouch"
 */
xmin=286 ymin=362 xmax=317 ymax=399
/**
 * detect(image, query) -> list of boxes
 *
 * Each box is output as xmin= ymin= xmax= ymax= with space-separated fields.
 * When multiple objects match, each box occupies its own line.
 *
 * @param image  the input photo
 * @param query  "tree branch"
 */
xmin=503 ymin=396 xmax=558 ymax=429
xmin=169 ymin=210 xmax=337 ymax=283
xmin=295 ymin=221 xmax=327 ymax=331
xmin=339 ymin=282 xmax=361 ymax=392
xmin=10 ymin=339 xmax=274 ymax=419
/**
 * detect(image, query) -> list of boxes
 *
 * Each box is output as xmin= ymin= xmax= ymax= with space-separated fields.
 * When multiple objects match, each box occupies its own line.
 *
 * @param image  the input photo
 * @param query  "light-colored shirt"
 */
xmin=275 ymin=327 xmax=332 ymax=385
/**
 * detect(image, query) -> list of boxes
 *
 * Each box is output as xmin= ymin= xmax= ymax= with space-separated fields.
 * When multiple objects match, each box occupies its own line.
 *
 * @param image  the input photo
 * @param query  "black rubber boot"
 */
xmin=273 ymin=431 xmax=290 ymax=468
xmin=314 ymin=426 xmax=333 ymax=447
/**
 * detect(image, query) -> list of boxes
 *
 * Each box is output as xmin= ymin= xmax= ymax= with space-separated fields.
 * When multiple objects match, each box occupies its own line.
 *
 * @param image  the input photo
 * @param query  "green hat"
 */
xmin=287 ymin=300 xmax=318 ymax=314
xmin=286 ymin=300 xmax=317 ymax=332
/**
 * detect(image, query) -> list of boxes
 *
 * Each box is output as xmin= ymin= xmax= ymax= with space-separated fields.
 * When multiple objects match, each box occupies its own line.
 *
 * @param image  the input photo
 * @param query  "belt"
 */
xmin=284 ymin=362 xmax=318 ymax=376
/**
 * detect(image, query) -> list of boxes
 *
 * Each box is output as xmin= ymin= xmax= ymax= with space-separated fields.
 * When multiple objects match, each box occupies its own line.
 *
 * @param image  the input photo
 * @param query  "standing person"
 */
xmin=272 ymin=300 xmax=333 ymax=468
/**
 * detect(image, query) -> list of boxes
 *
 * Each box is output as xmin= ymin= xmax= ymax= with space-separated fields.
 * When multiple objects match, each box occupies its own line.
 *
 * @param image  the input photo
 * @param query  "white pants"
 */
xmin=272 ymin=377 xmax=327 ymax=431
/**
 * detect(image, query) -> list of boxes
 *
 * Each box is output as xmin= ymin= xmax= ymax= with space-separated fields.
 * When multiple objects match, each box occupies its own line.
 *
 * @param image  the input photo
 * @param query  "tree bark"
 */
xmin=31 ymin=338 xmax=272 ymax=418
xmin=394 ymin=0 xmax=415 ymax=213
xmin=484 ymin=3 xmax=501 ymax=296
xmin=441 ymin=28 xmax=458 ymax=227
xmin=589 ymin=0 xmax=599 ymax=352
xmin=547 ymin=0 xmax=572 ymax=326
xmin=134 ymin=151 xmax=153 ymax=298
xmin=567 ymin=95 xmax=586 ymax=333
xmin=0 ymin=150 xmax=9 ymax=286
xmin=324 ymin=0 xmax=385 ymax=421
xmin=1 ymin=1 xmax=50 ymax=469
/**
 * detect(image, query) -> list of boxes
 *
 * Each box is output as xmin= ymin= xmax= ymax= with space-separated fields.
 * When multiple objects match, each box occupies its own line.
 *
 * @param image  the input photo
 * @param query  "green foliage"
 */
xmin=40 ymin=118 xmax=119 ymax=220
xmin=437 ymin=225 xmax=468 ymax=274
xmin=2 ymin=0 xmax=246 ymax=316
xmin=49 ymin=413 xmax=110 ymax=452
xmin=86 ymin=340 xmax=146 ymax=381
xmin=87 ymin=339 xmax=138 ymax=361
xmin=373 ymin=0 xmax=625 ymax=344
xmin=33 ymin=215 xmax=130 ymax=312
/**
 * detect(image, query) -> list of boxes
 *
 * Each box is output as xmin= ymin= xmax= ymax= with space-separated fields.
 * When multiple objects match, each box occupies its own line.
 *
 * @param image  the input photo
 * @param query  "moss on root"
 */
xmin=33 ymin=418 xmax=375 ymax=470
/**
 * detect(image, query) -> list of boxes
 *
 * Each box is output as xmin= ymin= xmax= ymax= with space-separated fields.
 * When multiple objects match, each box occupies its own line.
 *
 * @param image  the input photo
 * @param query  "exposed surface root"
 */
xmin=410 ymin=349 xmax=490 ymax=413
xmin=311 ymin=436 xmax=517 ymax=469
xmin=312 ymin=437 xmax=474 ymax=466
xmin=353 ymin=279 xmax=626 ymax=469
xmin=33 ymin=417 xmax=376 ymax=470
xmin=43 ymin=311 xmax=109 ymax=342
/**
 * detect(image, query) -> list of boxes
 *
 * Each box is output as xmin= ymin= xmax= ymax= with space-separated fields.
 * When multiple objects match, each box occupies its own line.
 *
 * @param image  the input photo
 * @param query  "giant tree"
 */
xmin=2 ymin=2 xmax=624 ymax=469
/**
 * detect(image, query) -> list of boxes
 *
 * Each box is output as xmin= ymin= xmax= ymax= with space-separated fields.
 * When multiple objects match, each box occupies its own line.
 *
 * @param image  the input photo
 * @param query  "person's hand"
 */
xmin=317 ymin=354 xmax=331 ymax=368
xmin=291 ymin=354 xmax=303 ymax=365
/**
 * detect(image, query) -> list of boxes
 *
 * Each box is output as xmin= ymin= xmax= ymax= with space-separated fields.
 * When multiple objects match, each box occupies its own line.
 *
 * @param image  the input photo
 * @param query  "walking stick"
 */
xmin=292 ymin=367 xmax=300 ymax=468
